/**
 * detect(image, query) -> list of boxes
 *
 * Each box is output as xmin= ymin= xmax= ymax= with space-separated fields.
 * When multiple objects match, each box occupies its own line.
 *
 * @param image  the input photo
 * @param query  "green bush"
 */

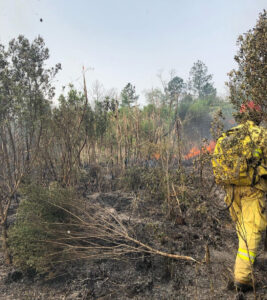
xmin=8 ymin=184 xmax=79 ymax=274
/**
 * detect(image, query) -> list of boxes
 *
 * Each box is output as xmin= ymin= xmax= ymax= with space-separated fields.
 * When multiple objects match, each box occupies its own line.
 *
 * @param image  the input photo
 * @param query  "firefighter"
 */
xmin=216 ymin=101 xmax=267 ymax=292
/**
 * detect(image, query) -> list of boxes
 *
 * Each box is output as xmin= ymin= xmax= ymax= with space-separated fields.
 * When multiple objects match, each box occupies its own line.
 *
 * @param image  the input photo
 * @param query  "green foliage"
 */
xmin=0 ymin=35 xmax=62 ymax=264
xmin=145 ymin=88 xmax=165 ymax=107
xmin=227 ymin=10 xmax=267 ymax=121
xmin=159 ymin=104 xmax=171 ymax=121
xmin=0 ymin=35 xmax=61 ymax=164
xmin=189 ymin=60 xmax=216 ymax=98
xmin=0 ymin=35 xmax=60 ymax=129
xmin=120 ymin=83 xmax=139 ymax=107
xmin=58 ymin=85 xmax=85 ymax=108
xmin=6 ymin=35 xmax=60 ymax=125
xmin=143 ymin=103 xmax=156 ymax=116
xmin=94 ymin=99 xmax=110 ymax=137
xmin=140 ymin=119 xmax=154 ymax=139
xmin=47 ymin=87 xmax=94 ymax=184
xmin=166 ymin=76 xmax=186 ymax=109
xmin=8 ymin=184 xmax=78 ymax=273
xmin=188 ymin=99 xmax=210 ymax=116
xmin=40 ymin=86 xmax=115 ymax=185
xmin=167 ymin=76 xmax=185 ymax=98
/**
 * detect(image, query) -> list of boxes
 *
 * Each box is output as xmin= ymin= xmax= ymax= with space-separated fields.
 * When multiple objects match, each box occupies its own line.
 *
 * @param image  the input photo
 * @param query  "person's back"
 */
xmin=212 ymin=120 xmax=267 ymax=187
xmin=212 ymin=101 xmax=267 ymax=292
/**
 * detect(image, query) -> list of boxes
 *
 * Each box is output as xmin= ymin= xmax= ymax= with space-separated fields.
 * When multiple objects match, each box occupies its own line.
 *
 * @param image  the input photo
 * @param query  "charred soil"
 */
xmin=0 ymin=185 xmax=266 ymax=300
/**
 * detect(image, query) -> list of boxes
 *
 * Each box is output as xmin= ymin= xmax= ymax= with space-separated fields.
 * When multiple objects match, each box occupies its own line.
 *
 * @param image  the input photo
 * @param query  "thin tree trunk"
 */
xmin=1 ymin=221 xmax=11 ymax=264
xmin=0 ymin=199 xmax=11 ymax=265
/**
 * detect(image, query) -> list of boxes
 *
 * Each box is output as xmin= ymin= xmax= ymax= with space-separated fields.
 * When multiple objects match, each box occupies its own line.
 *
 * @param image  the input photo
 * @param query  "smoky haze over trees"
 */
xmin=0 ymin=32 xmax=233 ymax=261
xmin=0 ymin=9 xmax=266 ymax=299
xmin=0 ymin=33 xmax=231 ymax=265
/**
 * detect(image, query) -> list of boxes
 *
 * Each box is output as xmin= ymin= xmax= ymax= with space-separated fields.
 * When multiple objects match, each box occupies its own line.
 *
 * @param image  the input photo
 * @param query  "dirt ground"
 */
xmin=0 ymin=187 xmax=266 ymax=300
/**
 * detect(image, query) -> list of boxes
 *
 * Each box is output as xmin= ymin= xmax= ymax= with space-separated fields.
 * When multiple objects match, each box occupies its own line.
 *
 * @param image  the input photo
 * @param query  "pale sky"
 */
xmin=0 ymin=0 xmax=266 ymax=103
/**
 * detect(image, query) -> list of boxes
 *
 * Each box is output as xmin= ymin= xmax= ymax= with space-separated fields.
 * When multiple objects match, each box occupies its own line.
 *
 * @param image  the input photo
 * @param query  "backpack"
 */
xmin=211 ymin=121 xmax=264 ymax=186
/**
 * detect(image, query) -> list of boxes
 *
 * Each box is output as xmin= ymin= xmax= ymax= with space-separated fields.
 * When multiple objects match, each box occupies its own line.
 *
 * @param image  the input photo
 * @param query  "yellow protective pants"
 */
xmin=224 ymin=185 xmax=267 ymax=285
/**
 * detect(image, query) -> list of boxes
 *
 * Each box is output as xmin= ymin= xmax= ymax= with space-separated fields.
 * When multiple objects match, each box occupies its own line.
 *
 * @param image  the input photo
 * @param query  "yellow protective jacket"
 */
xmin=212 ymin=120 xmax=267 ymax=189
xmin=222 ymin=121 xmax=267 ymax=286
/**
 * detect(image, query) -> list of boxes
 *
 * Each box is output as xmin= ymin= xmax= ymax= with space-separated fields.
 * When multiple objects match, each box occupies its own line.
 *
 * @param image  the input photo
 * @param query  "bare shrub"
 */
xmin=8 ymin=184 xmax=199 ymax=276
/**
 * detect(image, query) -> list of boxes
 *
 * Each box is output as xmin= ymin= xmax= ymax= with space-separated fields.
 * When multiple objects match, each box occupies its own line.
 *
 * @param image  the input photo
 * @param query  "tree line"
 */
xmin=0 ymin=10 xmax=265 ymax=272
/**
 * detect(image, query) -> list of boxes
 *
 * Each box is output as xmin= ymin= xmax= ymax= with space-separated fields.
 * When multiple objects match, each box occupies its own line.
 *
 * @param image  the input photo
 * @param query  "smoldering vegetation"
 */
xmin=1 ymin=9 xmax=266 ymax=298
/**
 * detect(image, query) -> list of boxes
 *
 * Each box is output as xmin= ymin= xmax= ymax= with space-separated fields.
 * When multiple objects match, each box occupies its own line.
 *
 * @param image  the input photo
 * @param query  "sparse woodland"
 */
xmin=0 ymin=10 xmax=266 ymax=300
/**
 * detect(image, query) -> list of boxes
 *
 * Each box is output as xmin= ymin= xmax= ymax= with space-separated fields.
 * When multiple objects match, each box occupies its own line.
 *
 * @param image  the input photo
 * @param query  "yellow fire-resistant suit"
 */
xmin=224 ymin=185 xmax=266 ymax=285
xmin=223 ymin=121 xmax=267 ymax=286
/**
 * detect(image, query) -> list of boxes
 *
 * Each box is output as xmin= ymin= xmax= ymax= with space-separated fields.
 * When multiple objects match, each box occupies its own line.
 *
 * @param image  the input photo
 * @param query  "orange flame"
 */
xmin=184 ymin=140 xmax=215 ymax=160
xmin=151 ymin=152 xmax=160 ymax=160
xmin=205 ymin=140 xmax=216 ymax=153
xmin=152 ymin=153 xmax=160 ymax=160
xmin=184 ymin=147 xmax=201 ymax=160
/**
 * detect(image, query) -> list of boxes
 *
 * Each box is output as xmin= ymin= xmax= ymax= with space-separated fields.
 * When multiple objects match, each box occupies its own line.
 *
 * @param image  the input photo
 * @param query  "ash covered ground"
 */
xmin=0 ymin=183 xmax=266 ymax=300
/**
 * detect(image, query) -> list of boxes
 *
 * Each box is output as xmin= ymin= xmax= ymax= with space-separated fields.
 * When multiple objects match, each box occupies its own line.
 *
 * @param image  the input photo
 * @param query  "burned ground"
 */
xmin=0 ymin=179 xmax=266 ymax=300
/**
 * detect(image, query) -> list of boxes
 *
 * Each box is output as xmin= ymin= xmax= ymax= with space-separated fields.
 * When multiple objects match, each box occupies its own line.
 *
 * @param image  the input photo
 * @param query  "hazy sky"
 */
xmin=0 ymin=0 xmax=266 ymax=103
